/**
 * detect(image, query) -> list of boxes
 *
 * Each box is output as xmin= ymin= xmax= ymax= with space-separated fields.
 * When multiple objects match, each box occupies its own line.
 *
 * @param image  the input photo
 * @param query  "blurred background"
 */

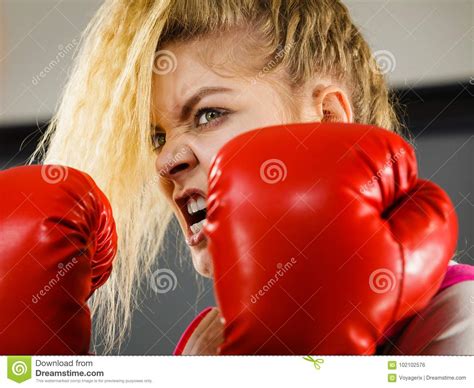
xmin=0 ymin=0 xmax=472 ymax=354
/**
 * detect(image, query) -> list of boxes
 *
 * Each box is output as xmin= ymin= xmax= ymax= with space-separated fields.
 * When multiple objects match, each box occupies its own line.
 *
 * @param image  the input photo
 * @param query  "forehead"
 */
xmin=151 ymin=31 xmax=265 ymax=119
xmin=152 ymin=40 xmax=228 ymax=106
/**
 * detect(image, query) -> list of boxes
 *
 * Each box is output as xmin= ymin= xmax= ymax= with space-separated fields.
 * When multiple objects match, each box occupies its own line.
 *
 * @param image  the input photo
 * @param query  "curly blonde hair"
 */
xmin=31 ymin=0 xmax=400 ymax=353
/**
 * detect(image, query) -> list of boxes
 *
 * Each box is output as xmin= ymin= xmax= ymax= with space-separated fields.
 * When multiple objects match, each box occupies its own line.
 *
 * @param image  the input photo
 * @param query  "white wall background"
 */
xmin=0 ymin=0 xmax=472 ymax=125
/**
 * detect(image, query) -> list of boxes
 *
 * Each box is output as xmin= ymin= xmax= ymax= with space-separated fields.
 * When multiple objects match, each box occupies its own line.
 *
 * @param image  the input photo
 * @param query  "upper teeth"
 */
xmin=187 ymin=196 xmax=206 ymax=215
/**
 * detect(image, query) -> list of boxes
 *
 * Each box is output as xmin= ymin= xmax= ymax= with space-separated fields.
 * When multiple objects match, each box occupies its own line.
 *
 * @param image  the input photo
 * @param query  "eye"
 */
xmin=151 ymin=131 xmax=166 ymax=151
xmin=195 ymin=108 xmax=227 ymax=127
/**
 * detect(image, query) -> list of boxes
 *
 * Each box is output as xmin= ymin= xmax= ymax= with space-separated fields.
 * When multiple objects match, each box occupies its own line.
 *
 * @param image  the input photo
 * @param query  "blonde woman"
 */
xmin=24 ymin=0 xmax=473 ymax=355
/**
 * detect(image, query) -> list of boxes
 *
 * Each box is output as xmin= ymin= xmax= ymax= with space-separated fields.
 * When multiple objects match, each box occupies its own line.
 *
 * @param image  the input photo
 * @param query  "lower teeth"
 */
xmin=190 ymin=219 xmax=205 ymax=234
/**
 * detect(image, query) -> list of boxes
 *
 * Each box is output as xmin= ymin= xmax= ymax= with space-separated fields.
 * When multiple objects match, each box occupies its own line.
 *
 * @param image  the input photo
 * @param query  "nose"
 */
xmin=155 ymin=143 xmax=198 ymax=183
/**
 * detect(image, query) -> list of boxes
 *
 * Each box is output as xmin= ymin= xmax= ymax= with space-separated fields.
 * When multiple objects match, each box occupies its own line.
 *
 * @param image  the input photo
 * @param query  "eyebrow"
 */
xmin=153 ymin=86 xmax=233 ymax=131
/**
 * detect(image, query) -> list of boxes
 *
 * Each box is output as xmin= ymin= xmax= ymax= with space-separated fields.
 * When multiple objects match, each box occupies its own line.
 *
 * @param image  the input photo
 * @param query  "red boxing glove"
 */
xmin=205 ymin=123 xmax=458 ymax=355
xmin=0 ymin=165 xmax=117 ymax=355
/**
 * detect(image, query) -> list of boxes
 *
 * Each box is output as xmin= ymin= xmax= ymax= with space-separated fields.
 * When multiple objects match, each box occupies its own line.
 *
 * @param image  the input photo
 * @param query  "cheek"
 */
xmin=191 ymin=134 xmax=234 ymax=177
xmin=191 ymin=98 xmax=289 ymax=178
xmin=244 ymin=100 xmax=290 ymax=129
xmin=158 ymin=176 xmax=174 ymax=200
xmin=226 ymin=97 xmax=290 ymax=142
xmin=158 ymin=177 xmax=182 ymax=217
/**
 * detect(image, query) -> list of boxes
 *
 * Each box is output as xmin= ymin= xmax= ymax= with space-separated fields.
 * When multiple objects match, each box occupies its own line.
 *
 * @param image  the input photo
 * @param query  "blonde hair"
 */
xmin=31 ymin=0 xmax=400 ymax=353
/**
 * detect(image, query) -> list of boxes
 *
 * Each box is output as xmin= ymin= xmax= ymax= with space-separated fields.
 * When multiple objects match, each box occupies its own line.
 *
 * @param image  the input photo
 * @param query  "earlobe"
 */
xmin=313 ymin=85 xmax=353 ymax=123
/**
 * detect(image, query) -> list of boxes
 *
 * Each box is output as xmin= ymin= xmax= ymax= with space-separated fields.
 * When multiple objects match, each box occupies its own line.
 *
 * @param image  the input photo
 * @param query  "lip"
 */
xmin=174 ymin=188 xmax=207 ymax=246
xmin=186 ymin=226 xmax=206 ymax=247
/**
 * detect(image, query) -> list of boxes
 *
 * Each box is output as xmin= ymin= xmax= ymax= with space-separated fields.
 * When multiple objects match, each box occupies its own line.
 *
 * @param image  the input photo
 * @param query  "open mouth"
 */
xmin=176 ymin=191 xmax=207 ymax=245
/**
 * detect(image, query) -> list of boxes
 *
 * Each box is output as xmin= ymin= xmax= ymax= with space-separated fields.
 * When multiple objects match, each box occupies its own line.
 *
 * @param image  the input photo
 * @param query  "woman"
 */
xmin=32 ymin=0 xmax=473 ymax=354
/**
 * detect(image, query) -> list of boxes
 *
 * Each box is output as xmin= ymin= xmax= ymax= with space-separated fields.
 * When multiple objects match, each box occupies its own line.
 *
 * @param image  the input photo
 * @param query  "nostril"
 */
xmin=169 ymin=163 xmax=189 ymax=176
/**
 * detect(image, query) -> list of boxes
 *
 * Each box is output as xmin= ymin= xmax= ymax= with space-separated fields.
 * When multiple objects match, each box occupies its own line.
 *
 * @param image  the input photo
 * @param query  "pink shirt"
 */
xmin=174 ymin=264 xmax=474 ymax=355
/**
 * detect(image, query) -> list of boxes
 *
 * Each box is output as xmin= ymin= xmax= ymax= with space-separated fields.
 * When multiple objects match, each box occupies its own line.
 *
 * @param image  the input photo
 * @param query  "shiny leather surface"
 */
xmin=205 ymin=123 xmax=458 ymax=354
xmin=0 ymin=165 xmax=117 ymax=354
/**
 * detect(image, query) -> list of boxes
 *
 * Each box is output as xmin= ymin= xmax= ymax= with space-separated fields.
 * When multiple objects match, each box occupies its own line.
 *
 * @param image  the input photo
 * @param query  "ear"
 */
xmin=312 ymin=85 xmax=353 ymax=123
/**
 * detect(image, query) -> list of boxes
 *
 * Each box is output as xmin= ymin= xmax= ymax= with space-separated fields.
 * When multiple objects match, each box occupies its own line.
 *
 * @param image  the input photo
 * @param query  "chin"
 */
xmin=191 ymin=239 xmax=213 ymax=278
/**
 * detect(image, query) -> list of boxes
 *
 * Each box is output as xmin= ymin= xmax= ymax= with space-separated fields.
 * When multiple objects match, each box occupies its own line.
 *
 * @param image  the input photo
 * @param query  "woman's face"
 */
xmin=152 ymin=33 xmax=352 ymax=277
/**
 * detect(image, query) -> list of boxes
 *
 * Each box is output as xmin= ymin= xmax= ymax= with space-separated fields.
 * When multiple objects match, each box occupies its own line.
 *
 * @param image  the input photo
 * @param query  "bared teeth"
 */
xmin=184 ymin=195 xmax=207 ymax=236
xmin=196 ymin=197 xmax=206 ymax=211
xmin=187 ymin=200 xmax=195 ymax=214
xmin=187 ymin=196 xmax=206 ymax=215
xmin=190 ymin=219 xmax=205 ymax=234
